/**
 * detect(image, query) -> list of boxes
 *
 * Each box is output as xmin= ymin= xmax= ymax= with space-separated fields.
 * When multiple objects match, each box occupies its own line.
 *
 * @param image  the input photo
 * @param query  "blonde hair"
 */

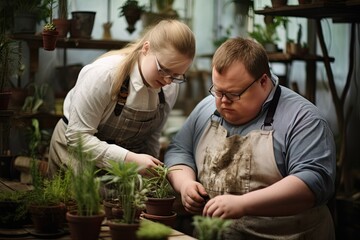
xmin=212 ymin=37 xmax=270 ymax=80
xmin=102 ymin=19 xmax=196 ymax=100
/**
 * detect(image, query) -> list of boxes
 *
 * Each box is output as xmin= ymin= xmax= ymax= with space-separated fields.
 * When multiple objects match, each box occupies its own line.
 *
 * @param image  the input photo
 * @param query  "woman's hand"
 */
xmin=125 ymin=152 xmax=162 ymax=175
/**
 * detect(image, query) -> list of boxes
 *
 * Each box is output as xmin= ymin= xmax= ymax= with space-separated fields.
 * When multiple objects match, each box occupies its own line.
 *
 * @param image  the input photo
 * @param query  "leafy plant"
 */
xmin=43 ymin=0 xmax=56 ymax=31
xmin=145 ymin=164 xmax=178 ymax=198
xmin=192 ymin=216 xmax=233 ymax=240
xmin=15 ymin=0 xmax=51 ymax=22
xmin=27 ymin=118 xmax=67 ymax=206
xmin=68 ymin=137 xmax=101 ymax=216
xmin=0 ymin=190 xmax=28 ymax=227
xmin=119 ymin=0 xmax=146 ymax=17
xmin=136 ymin=219 xmax=172 ymax=239
xmin=249 ymin=16 xmax=288 ymax=45
xmin=101 ymin=160 xmax=148 ymax=224
xmin=22 ymin=83 xmax=49 ymax=113
xmin=0 ymin=35 xmax=20 ymax=92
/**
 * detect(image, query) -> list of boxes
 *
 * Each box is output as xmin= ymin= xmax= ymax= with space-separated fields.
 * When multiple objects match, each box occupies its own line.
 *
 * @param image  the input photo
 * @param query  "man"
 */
xmin=164 ymin=37 xmax=336 ymax=239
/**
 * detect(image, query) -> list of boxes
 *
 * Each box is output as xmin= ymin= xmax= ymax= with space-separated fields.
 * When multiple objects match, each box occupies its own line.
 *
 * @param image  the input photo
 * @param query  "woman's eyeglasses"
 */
xmin=155 ymin=56 xmax=187 ymax=84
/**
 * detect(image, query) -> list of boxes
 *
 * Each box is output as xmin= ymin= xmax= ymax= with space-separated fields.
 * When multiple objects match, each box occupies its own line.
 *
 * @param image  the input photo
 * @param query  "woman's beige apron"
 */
xmin=195 ymin=87 xmax=334 ymax=240
xmin=48 ymin=77 xmax=165 ymax=175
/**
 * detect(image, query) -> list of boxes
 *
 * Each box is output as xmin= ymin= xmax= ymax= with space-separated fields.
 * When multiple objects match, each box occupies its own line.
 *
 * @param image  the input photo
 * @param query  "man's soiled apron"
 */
xmin=195 ymin=87 xmax=334 ymax=240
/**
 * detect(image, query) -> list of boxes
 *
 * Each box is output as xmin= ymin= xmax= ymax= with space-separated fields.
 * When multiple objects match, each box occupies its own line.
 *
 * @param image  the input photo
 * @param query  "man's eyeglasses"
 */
xmin=155 ymin=56 xmax=187 ymax=84
xmin=209 ymin=75 xmax=263 ymax=101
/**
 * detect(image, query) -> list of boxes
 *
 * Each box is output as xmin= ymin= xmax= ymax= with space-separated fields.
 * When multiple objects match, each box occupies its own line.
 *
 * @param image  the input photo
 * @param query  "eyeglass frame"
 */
xmin=209 ymin=74 xmax=264 ymax=101
xmin=154 ymin=55 xmax=187 ymax=84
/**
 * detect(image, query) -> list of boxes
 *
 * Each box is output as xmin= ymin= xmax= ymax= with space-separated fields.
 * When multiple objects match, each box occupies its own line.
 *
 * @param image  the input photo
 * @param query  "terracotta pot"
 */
xmin=29 ymin=203 xmax=65 ymax=234
xmin=103 ymin=198 xmax=125 ymax=220
xmin=145 ymin=196 xmax=176 ymax=216
xmin=107 ymin=219 xmax=140 ymax=240
xmin=42 ymin=30 xmax=59 ymax=51
xmin=66 ymin=210 xmax=105 ymax=240
xmin=141 ymin=211 xmax=177 ymax=228
xmin=53 ymin=19 xmax=71 ymax=38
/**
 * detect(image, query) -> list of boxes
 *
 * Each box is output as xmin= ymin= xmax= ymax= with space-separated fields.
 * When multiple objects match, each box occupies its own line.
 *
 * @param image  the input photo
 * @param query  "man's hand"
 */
xmin=203 ymin=195 xmax=244 ymax=219
xmin=180 ymin=180 xmax=209 ymax=214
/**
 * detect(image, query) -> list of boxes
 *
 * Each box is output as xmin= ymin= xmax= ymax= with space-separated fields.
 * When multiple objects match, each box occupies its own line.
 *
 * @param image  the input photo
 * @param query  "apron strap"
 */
xmin=114 ymin=77 xmax=165 ymax=116
xmin=264 ymin=86 xmax=281 ymax=127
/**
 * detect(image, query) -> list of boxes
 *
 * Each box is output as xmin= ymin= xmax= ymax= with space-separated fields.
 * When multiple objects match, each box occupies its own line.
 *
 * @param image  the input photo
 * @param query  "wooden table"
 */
xmin=0 ymin=225 xmax=196 ymax=240
xmin=0 ymin=178 xmax=196 ymax=240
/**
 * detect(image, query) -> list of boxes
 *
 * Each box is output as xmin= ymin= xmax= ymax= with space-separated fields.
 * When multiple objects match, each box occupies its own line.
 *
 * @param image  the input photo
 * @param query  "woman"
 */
xmin=48 ymin=19 xmax=196 ymax=176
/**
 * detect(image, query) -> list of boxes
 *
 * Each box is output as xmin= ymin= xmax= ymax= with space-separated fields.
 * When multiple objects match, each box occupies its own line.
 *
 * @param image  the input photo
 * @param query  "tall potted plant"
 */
xmin=42 ymin=0 xmax=58 ymax=51
xmin=53 ymin=0 xmax=70 ymax=38
xmin=65 ymin=137 xmax=105 ymax=240
xmin=26 ymin=118 xmax=66 ymax=236
xmin=101 ymin=160 xmax=148 ymax=240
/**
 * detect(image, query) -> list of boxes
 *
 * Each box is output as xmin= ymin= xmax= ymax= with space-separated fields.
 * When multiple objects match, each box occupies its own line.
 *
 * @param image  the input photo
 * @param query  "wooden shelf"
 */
xmin=12 ymin=34 xmax=130 ymax=50
xmin=255 ymin=1 xmax=360 ymax=22
xmin=267 ymin=52 xmax=334 ymax=63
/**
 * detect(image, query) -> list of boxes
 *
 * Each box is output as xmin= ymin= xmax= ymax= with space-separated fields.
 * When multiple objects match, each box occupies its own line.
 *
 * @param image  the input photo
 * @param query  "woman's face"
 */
xmin=140 ymin=41 xmax=193 ymax=89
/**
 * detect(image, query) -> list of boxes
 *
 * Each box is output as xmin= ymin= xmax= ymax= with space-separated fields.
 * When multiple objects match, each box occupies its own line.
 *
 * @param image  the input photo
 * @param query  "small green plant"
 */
xmin=68 ymin=137 xmax=101 ymax=216
xmin=136 ymin=219 xmax=172 ymax=239
xmin=43 ymin=0 xmax=56 ymax=31
xmin=101 ymin=160 xmax=148 ymax=224
xmin=249 ymin=16 xmax=288 ymax=46
xmin=145 ymin=164 xmax=179 ymax=198
xmin=22 ymin=83 xmax=49 ymax=113
xmin=192 ymin=216 xmax=233 ymax=240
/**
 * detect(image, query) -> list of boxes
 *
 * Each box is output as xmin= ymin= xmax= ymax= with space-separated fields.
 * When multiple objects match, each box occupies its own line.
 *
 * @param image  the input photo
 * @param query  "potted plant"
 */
xmin=101 ymin=160 xmax=148 ymax=240
xmin=53 ymin=0 xmax=70 ymax=38
xmin=42 ymin=0 xmax=58 ymax=51
xmin=119 ymin=0 xmax=146 ymax=34
xmin=192 ymin=216 xmax=233 ymax=240
xmin=12 ymin=0 xmax=49 ymax=34
xmin=21 ymin=82 xmax=49 ymax=113
xmin=0 ymin=190 xmax=29 ymax=229
xmin=249 ymin=15 xmax=288 ymax=52
xmin=65 ymin=138 xmax=105 ymax=240
xmin=141 ymin=165 xmax=179 ymax=227
xmin=26 ymin=118 xmax=66 ymax=235
xmin=136 ymin=219 xmax=172 ymax=240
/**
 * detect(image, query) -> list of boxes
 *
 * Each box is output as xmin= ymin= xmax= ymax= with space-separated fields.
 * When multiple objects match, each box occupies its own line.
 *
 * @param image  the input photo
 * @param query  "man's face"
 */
xmin=211 ymin=61 xmax=266 ymax=126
